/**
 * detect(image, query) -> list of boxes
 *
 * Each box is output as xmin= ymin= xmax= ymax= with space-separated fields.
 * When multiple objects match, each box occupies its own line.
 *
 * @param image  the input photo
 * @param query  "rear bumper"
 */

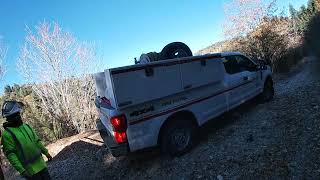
xmin=96 ymin=119 xmax=129 ymax=157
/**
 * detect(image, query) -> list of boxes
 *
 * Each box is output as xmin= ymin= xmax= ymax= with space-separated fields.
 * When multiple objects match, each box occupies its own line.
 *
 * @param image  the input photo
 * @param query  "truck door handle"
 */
xmin=243 ymin=76 xmax=249 ymax=81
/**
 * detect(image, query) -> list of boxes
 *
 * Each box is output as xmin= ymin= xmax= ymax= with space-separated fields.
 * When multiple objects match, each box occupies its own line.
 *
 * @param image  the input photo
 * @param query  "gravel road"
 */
xmin=6 ymin=58 xmax=320 ymax=180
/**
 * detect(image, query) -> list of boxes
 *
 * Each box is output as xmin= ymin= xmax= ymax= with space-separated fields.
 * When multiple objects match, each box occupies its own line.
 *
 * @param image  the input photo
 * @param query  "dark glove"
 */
xmin=46 ymin=154 xmax=53 ymax=161
xmin=21 ymin=170 xmax=32 ymax=178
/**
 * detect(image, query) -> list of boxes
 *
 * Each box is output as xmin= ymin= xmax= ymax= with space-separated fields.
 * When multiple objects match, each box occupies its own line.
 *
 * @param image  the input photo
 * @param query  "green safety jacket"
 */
xmin=1 ymin=123 xmax=49 ymax=175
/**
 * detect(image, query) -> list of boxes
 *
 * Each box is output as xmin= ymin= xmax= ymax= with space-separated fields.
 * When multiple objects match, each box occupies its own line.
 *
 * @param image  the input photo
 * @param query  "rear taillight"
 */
xmin=114 ymin=132 xmax=127 ymax=143
xmin=110 ymin=115 xmax=127 ymax=132
xmin=110 ymin=114 xmax=128 ymax=143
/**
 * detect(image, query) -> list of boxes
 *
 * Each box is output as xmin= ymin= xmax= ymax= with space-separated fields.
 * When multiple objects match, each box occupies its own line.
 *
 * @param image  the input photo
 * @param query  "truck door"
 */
xmin=223 ymin=55 xmax=259 ymax=109
xmin=235 ymin=55 xmax=260 ymax=98
xmin=180 ymin=57 xmax=226 ymax=122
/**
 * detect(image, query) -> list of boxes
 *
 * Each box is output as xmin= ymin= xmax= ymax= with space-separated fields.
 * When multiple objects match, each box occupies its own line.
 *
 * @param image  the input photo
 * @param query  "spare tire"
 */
xmin=146 ymin=52 xmax=161 ymax=62
xmin=159 ymin=42 xmax=193 ymax=60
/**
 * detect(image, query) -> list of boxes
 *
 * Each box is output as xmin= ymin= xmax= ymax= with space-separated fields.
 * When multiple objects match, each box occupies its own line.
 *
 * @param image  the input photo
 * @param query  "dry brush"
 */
xmin=17 ymin=22 xmax=101 ymax=138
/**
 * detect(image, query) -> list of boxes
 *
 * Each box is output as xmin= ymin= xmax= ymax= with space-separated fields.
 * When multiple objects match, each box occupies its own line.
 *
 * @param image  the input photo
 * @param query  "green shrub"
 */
xmin=273 ymin=47 xmax=304 ymax=73
xmin=304 ymin=12 xmax=320 ymax=57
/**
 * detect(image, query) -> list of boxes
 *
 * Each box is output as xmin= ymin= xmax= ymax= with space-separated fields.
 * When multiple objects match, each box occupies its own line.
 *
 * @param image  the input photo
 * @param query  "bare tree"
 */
xmin=0 ymin=38 xmax=7 ymax=81
xmin=243 ymin=18 xmax=290 ymax=64
xmin=223 ymin=0 xmax=277 ymax=39
xmin=18 ymin=22 xmax=101 ymax=137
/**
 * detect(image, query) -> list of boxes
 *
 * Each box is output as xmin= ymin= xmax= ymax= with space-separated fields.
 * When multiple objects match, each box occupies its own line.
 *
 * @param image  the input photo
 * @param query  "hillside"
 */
xmin=196 ymin=36 xmax=250 ymax=55
xmin=196 ymin=40 xmax=234 ymax=55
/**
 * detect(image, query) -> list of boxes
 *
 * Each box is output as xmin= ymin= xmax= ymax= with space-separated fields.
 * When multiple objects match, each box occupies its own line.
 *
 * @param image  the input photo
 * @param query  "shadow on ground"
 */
xmin=198 ymin=96 xmax=260 ymax=144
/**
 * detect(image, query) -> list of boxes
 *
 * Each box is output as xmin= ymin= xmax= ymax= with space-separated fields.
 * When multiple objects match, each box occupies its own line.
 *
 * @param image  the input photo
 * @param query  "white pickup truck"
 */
xmin=94 ymin=43 xmax=274 ymax=157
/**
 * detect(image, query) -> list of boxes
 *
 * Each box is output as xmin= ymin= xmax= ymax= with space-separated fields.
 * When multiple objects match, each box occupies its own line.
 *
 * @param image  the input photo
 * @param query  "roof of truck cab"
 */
xmin=109 ymin=52 xmax=244 ymax=75
xmin=220 ymin=52 xmax=243 ymax=57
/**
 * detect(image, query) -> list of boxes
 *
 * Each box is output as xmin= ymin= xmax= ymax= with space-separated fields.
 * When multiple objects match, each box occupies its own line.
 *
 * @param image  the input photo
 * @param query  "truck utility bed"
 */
xmin=95 ymin=53 xmax=225 ymax=110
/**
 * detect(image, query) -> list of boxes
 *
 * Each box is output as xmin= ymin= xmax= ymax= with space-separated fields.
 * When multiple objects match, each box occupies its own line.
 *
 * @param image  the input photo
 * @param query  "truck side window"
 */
xmin=235 ymin=55 xmax=256 ymax=72
xmin=223 ymin=56 xmax=241 ymax=74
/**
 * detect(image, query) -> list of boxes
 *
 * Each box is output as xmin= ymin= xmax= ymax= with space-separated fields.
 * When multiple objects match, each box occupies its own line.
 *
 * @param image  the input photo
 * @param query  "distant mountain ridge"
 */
xmin=196 ymin=39 xmax=241 ymax=55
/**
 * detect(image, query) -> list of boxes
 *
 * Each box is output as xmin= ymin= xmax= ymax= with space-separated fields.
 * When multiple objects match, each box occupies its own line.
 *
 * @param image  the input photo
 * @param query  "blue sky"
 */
xmin=0 ymin=0 xmax=308 ymax=92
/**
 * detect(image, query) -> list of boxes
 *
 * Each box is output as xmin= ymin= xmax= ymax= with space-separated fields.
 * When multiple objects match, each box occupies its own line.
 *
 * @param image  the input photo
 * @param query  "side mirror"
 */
xmin=17 ymin=102 xmax=25 ymax=108
xmin=256 ymin=64 xmax=267 ymax=70
xmin=257 ymin=60 xmax=266 ymax=66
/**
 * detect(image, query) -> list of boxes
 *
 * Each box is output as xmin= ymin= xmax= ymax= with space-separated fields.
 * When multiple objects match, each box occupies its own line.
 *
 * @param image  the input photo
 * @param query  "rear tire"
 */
xmin=260 ymin=78 xmax=274 ymax=102
xmin=161 ymin=119 xmax=197 ymax=157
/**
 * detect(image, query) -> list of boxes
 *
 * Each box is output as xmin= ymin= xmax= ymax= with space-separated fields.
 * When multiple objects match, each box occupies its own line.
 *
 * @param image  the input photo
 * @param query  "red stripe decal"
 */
xmin=129 ymin=80 xmax=253 ymax=125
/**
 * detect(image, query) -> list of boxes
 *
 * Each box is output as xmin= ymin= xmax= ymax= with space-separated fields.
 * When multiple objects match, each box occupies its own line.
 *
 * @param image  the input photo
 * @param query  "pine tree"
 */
xmin=315 ymin=0 xmax=320 ymax=12
xmin=308 ymin=0 xmax=320 ymax=14
xmin=289 ymin=4 xmax=298 ymax=18
xmin=289 ymin=4 xmax=298 ymax=33
xmin=308 ymin=0 xmax=315 ymax=12
xmin=4 ymin=85 xmax=12 ymax=94
xmin=296 ymin=5 xmax=313 ymax=30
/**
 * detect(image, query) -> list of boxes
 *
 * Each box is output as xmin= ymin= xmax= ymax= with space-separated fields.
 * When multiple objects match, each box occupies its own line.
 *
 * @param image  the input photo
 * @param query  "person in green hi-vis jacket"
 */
xmin=0 ymin=130 xmax=4 ymax=180
xmin=1 ymin=101 xmax=52 ymax=180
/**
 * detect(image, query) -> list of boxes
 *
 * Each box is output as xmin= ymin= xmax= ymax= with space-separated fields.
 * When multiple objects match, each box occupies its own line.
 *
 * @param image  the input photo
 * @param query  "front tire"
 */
xmin=161 ymin=119 xmax=197 ymax=157
xmin=260 ymin=78 xmax=274 ymax=102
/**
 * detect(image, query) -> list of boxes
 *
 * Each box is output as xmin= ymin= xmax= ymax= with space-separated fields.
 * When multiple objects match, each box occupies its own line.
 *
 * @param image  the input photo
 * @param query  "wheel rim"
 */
xmin=171 ymin=128 xmax=191 ymax=151
xmin=172 ymin=49 xmax=188 ymax=58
